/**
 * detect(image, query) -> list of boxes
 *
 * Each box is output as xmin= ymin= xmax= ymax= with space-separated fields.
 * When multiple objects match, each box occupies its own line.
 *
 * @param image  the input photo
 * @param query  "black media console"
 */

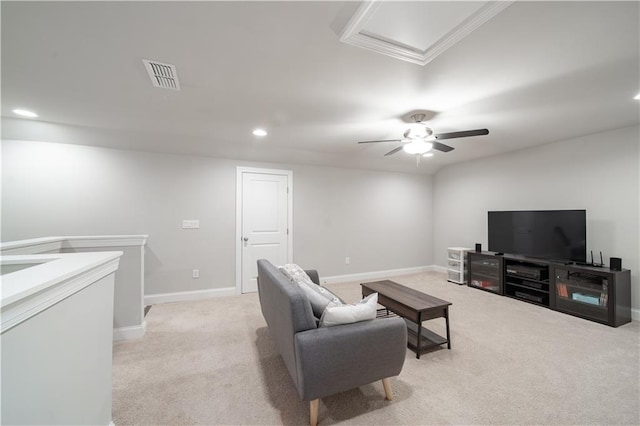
xmin=467 ymin=252 xmax=632 ymax=327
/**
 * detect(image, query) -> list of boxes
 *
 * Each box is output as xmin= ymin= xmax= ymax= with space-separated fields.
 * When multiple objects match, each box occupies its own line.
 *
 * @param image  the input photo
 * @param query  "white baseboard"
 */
xmin=321 ymin=265 xmax=439 ymax=285
xmin=144 ymin=287 xmax=236 ymax=305
xmin=431 ymin=265 xmax=448 ymax=273
xmin=113 ymin=321 xmax=146 ymax=341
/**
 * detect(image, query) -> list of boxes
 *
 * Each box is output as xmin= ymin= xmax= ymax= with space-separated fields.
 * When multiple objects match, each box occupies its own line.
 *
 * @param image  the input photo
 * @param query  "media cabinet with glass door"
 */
xmin=467 ymin=252 xmax=632 ymax=327
xmin=467 ymin=252 xmax=503 ymax=294
xmin=552 ymin=264 xmax=631 ymax=327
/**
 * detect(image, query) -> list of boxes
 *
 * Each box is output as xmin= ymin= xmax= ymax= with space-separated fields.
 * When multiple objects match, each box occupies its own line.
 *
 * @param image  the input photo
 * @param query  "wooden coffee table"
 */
xmin=361 ymin=280 xmax=452 ymax=359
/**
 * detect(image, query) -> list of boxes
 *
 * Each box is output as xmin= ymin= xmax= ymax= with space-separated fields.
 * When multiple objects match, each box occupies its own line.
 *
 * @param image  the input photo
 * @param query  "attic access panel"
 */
xmin=340 ymin=0 xmax=513 ymax=66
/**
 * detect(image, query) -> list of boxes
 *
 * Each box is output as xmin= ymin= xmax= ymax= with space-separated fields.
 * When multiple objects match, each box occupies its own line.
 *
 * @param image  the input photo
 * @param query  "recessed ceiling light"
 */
xmin=634 ymin=93 xmax=640 ymax=100
xmin=422 ymin=153 xmax=434 ymax=158
xmin=252 ymin=128 xmax=267 ymax=137
xmin=13 ymin=108 xmax=38 ymax=118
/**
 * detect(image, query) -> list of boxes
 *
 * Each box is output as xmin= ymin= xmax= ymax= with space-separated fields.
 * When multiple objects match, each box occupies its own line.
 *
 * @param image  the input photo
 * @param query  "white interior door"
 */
xmin=238 ymin=169 xmax=291 ymax=293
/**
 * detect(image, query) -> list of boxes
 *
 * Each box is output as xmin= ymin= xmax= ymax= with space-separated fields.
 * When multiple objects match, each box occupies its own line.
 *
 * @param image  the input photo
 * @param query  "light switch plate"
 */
xmin=182 ymin=219 xmax=200 ymax=229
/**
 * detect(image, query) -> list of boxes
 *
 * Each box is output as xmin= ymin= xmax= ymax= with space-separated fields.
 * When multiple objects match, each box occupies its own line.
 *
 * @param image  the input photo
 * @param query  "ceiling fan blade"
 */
xmin=434 ymin=129 xmax=489 ymax=140
xmin=384 ymin=146 xmax=404 ymax=156
xmin=432 ymin=141 xmax=454 ymax=152
xmin=357 ymin=139 xmax=402 ymax=144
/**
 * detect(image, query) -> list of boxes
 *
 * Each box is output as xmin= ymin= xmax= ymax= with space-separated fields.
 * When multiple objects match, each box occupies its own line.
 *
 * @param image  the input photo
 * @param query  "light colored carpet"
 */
xmin=113 ymin=271 xmax=640 ymax=425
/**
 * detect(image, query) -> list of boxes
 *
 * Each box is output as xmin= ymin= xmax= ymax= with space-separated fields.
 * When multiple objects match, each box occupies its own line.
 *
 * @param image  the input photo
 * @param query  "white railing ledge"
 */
xmin=0 ymin=237 xmax=63 ymax=253
xmin=1 ymin=251 xmax=123 ymax=332
xmin=0 ymin=235 xmax=148 ymax=254
xmin=61 ymin=235 xmax=148 ymax=249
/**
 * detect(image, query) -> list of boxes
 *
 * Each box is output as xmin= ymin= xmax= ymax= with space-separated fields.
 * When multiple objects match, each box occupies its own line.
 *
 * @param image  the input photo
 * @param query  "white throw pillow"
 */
xmin=319 ymin=293 xmax=378 ymax=327
xmin=280 ymin=264 xmax=341 ymax=317
xmin=280 ymin=264 xmax=311 ymax=285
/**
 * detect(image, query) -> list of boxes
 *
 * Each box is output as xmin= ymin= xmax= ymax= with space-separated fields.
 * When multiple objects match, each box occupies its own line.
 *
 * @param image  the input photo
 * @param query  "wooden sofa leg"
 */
xmin=310 ymin=399 xmax=319 ymax=426
xmin=382 ymin=378 xmax=393 ymax=400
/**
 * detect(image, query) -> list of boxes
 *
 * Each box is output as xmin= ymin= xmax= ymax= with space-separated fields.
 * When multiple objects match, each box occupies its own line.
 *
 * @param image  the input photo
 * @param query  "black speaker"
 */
xmin=610 ymin=257 xmax=622 ymax=271
xmin=475 ymin=243 xmax=482 ymax=252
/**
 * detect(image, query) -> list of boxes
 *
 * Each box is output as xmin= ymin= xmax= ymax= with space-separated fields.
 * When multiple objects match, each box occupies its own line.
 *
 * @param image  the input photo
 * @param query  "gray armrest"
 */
xmin=304 ymin=269 xmax=320 ymax=285
xmin=293 ymin=317 xmax=407 ymax=401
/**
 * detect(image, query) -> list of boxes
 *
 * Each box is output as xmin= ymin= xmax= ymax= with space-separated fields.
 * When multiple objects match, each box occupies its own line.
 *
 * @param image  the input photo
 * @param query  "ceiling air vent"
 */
xmin=142 ymin=59 xmax=180 ymax=90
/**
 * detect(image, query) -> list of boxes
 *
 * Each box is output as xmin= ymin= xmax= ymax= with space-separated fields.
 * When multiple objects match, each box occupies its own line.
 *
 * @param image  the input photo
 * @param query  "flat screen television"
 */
xmin=488 ymin=210 xmax=586 ymax=263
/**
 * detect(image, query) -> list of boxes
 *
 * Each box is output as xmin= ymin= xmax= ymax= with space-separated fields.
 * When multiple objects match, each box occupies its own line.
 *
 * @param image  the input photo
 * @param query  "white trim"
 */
xmin=235 ymin=167 xmax=293 ymax=295
xmin=235 ymin=168 xmax=243 ymax=295
xmin=321 ymin=265 xmax=438 ymax=285
xmin=144 ymin=287 xmax=236 ymax=305
xmin=339 ymin=1 xmax=385 ymax=48
xmin=113 ymin=321 xmax=146 ymax=341
xmin=1 ymin=235 xmax=148 ymax=254
xmin=62 ymin=236 xmax=148 ymax=248
xmin=431 ymin=265 xmax=448 ymax=274
xmin=0 ymin=240 xmax=63 ymax=255
xmin=139 ymin=245 xmax=146 ymax=326
xmin=340 ymin=1 xmax=513 ymax=66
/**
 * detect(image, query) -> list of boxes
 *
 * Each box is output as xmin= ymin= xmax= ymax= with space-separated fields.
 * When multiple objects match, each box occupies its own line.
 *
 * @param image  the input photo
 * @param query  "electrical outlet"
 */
xmin=192 ymin=269 xmax=200 ymax=279
xmin=345 ymin=257 xmax=350 ymax=264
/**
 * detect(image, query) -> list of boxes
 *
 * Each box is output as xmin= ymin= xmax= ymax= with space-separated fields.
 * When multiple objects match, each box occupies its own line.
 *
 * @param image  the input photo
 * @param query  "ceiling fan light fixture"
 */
xmin=404 ymin=122 xmax=432 ymax=139
xmin=423 ymin=152 xmax=434 ymax=158
xmin=403 ymin=140 xmax=433 ymax=155
xmin=356 ymin=112 xmax=488 ymax=159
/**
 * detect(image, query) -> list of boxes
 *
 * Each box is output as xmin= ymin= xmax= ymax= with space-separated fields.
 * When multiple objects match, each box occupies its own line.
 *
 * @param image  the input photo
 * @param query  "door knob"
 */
xmin=243 ymin=237 xmax=249 ymax=242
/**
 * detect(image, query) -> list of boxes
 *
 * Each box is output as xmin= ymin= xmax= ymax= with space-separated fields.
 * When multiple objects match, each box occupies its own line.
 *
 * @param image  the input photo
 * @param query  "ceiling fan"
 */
xmin=358 ymin=113 xmax=489 ymax=157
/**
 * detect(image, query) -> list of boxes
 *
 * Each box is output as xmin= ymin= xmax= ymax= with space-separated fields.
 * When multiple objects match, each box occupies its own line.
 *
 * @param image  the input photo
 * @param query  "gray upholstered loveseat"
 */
xmin=256 ymin=259 xmax=407 ymax=426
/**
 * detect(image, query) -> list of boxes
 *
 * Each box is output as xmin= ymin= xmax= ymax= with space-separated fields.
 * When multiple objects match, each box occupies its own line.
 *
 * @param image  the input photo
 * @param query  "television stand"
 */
xmin=466 ymin=252 xmax=631 ymax=327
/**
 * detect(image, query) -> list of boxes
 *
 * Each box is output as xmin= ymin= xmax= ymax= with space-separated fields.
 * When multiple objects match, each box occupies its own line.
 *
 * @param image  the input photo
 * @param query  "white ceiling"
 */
xmin=2 ymin=1 xmax=639 ymax=175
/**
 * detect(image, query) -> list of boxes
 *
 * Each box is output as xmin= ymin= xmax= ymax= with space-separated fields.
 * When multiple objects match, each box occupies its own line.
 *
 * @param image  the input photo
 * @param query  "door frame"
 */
xmin=235 ymin=166 xmax=293 ymax=294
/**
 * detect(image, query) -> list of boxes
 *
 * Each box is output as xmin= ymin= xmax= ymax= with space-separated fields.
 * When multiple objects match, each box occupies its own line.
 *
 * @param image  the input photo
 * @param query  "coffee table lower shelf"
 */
xmin=405 ymin=320 xmax=449 ymax=355
xmin=376 ymin=309 xmax=449 ymax=356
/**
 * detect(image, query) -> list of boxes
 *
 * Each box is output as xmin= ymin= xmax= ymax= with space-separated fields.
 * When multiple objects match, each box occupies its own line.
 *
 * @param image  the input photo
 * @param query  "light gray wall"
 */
xmin=1 ymin=139 xmax=433 ymax=295
xmin=292 ymin=164 xmax=433 ymax=275
xmin=433 ymin=125 xmax=640 ymax=313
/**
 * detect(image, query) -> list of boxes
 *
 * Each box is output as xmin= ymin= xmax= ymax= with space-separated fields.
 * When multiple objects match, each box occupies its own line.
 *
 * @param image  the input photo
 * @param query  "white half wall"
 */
xmin=1 ymin=235 xmax=147 ymax=340
xmin=1 ymin=139 xmax=433 ymax=298
xmin=1 ymin=268 xmax=116 ymax=425
xmin=433 ymin=125 xmax=640 ymax=316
